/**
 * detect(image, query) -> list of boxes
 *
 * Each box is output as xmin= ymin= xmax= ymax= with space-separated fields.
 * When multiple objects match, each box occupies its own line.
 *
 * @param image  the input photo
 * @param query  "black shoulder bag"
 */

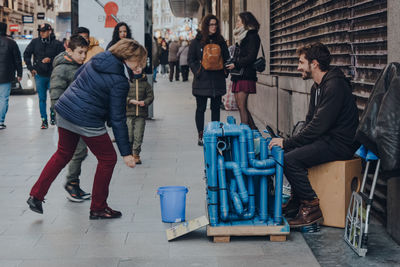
xmin=253 ymin=43 xmax=266 ymax=72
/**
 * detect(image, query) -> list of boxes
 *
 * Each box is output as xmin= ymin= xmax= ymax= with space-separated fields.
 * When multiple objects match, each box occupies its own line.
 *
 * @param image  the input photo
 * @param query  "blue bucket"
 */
xmin=157 ymin=186 xmax=188 ymax=223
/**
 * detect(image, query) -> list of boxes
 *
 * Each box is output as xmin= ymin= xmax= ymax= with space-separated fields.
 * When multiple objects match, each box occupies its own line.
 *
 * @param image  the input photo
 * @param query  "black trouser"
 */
xmin=169 ymin=61 xmax=179 ymax=81
xmin=195 ymin=95 xmax=222 ymax=133
xmin=284 ymin=139 xmax=351 ymax=200
xmin=180 ymin=65 xmax=189 ymax=81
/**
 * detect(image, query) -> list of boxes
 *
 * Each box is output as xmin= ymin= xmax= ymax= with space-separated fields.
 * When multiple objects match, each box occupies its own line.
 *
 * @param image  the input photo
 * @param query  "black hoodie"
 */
xmin=283 ymin=67 xmax=359 ymax=156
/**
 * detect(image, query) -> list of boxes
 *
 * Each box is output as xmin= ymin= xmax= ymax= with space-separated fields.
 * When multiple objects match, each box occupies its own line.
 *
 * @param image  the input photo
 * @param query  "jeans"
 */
xmin=195 ymin=95 xmax=222 ymax=133
xmin=127 ymin=116 xmax=146 ymax=155
xmin=0 ymin=82 xmax=11 ymax=124
xmin=169 ymin=61 xmax=179 ymax=81
xmin=35 ymin=75 xmax=50 ymax=120
xmin=284 ymin=139 xmax=352 ymax=200
xmin=180 ymin=65 xmax=189 ymax=81
xmin=160 ymin=64 xmax=168 ymax=74
xmin=66 ymin=137 xmax=88 ymax=184
xmin=30 ymin=127 xmax=117 ymax=211
xmin=153 ymin=66 xmax=158 ymax=81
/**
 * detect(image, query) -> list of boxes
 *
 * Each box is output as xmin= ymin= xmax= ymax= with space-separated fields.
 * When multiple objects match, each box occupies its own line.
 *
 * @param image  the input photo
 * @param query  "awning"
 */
xmin=168 ymin=0 xmax=200 ymax=18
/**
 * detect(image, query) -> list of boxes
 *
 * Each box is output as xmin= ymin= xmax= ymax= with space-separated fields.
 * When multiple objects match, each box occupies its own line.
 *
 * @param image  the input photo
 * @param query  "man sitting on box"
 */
xmin=268 ymin=42 xmax=359 ymax=228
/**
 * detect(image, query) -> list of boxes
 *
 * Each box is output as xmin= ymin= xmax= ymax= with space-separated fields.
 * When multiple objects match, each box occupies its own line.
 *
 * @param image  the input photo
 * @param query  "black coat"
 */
xmin=23 ymin=36 xmax=64 ymax=77
xmin=0 ymin=35 xmax=22 ymax=83
xmin=284 ymin=67 xmax=359 ymax=157
xmin=231 ymin=30 xmax=260 ymax=82
xmin=188 ymin=33 xmax=230 ymax=97
xmin=160 ymin=47 xmax=169 ymax=65
xmin=356 ymin=63 xmax=400 ymax=172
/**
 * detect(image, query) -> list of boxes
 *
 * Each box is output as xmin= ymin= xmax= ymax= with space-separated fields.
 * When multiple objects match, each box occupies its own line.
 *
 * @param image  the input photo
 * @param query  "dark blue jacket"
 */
xmin=55 ymin=51 xmax=131 ymax=156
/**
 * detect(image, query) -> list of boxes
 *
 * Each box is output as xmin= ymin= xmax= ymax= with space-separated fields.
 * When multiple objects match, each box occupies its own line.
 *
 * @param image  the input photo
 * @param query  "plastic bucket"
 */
xmin=157 ymin=186 xmax=188 ymax=223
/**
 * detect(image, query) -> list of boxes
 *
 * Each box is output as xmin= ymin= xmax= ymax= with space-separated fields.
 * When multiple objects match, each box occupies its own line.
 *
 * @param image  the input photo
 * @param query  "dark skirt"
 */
xmin=231 ymin=80 xmax=257 ymax=94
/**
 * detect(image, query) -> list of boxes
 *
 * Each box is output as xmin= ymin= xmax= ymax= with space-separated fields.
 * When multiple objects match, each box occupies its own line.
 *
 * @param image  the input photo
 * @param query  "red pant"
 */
xmin=30 ymin=127 xmax=117 ymax=211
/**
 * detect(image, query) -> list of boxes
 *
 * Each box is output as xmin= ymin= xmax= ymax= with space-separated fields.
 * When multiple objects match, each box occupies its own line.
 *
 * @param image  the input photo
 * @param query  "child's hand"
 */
xmin=139 ymin=101 xmax=145 ymax=107
xmin=129 ymin=99 xmax=139 ymax=105
xmin=123 ymin=155 xmax=136 ymax=168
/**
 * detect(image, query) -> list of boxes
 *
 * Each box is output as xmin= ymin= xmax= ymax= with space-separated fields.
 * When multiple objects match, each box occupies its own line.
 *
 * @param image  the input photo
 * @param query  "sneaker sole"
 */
xmin=89 ymin=214 xmax=122 ymax=220
xmin=289 ymin=217 xmax=324 ymax=228
xmin=66 ymin=193 xmax=85 ymax=203
xmin=81 ymin=194 xmax=91 ymax=200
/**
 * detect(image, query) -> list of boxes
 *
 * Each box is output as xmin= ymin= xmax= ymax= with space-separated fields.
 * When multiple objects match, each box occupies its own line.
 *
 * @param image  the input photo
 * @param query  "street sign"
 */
xmin=37 ymin=12 xmax=45 ymax=20
xmin=9 ymin=24 xmax=19 ymax=32
xmin=22 ymin=15 xmax=34 ymax=24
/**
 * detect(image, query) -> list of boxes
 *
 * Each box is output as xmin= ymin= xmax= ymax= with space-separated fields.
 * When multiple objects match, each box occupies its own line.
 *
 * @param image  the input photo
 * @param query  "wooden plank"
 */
xmin=207 ymin=225 xmax=289 ymax=237
xmin=270 ymin=235 xmax=287 ymax=242
xmin=213 ymin=236 xmax=230 ymax=243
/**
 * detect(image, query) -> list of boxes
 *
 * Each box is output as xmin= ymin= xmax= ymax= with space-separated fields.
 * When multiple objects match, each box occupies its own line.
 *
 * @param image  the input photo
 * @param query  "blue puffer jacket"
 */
xmin=55 ymin=51 xmax=131 ymax=156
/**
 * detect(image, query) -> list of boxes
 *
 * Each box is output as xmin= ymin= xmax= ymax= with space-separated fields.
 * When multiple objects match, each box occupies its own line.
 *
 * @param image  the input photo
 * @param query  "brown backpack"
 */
xmin=201 ymin=43 xmax=224 ymax=71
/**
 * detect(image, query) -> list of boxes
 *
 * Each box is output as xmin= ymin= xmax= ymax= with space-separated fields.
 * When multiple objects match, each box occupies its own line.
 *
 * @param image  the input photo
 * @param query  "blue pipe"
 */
xmin=259 ymin=138 xmax=268 ymax=221
xmin=239 ymin=124 xmax=276 ymax=169
xmin=225 ymin=161 xmax=249 ymax=204
xmin=229 ymin=175 xmax=255 ymax=220
xmin=229 ymin=178 xmax=244 ymax=216
xmin=271 ymin=146 xmax=284 ymax=224
xmin=204 ymin=137 xmax=219 ymax=225
xmin=217 ymin=155 xmax=230 ymax=220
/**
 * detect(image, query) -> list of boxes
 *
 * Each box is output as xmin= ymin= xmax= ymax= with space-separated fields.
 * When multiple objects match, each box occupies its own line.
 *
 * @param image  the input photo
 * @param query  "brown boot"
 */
xmin=133 ymin=154 xmax=142 ymax=164
xmin=288 ymin=198 xmax=323 ymax=228
xmin=198 ymin=131 xmax=203 ymax=146
xmin=282 ymin=194 xmax=300 ymax=219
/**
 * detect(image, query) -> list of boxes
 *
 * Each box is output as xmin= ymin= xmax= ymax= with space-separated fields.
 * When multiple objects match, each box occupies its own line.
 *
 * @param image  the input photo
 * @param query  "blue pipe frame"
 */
xmin=204 ymin=117 xmax=284 ymax=226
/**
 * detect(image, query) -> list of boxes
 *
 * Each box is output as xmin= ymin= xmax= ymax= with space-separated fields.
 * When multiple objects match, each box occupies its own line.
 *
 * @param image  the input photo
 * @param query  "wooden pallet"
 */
xmin=207 ymin=224 xmax=290 ymax=243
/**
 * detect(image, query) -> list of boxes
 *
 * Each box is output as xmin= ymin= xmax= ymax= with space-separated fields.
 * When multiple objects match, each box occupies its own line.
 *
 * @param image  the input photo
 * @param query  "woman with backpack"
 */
xmin=226 ymin=12 xmax=261 ymax=130
xmin=188 ymin=14 xmax=230 ymax=146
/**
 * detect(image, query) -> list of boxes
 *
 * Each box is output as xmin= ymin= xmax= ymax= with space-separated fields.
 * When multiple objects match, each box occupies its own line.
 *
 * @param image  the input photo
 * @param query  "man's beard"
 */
xmin=302 ymin=70 xmax=312 ymax=80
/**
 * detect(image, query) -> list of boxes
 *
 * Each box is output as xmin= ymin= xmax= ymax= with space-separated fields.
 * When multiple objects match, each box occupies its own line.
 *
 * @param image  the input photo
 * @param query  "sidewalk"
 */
xmin=0 ymin=75 xmax=320 ymax=266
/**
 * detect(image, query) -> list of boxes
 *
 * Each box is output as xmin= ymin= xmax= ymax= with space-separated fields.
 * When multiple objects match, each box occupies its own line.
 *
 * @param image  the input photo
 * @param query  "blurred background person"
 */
xmin=0 ymin=22 xmax=22 ymax=130
xmin=106 ymin=22 xmax=133 ymax=50
xmin=177 ymin=40 xmax=189 ymax=82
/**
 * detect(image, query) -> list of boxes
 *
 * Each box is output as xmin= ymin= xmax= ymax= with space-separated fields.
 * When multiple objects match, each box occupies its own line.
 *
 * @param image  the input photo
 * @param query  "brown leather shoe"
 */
xmin=90 ymin=207 xmax=122 ymax=219
xmin=282 ymin=194 xmax=300 ymax=218
xmin=288 ymin=198 xmax=323 ymax=228
xmin=133 ymin=154 xmax=142 ymax=164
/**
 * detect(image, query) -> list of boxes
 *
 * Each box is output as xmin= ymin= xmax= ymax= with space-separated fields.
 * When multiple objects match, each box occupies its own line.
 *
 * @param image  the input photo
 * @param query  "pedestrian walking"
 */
xmin=160 ymin=39 xmax=169 ymax=78
xmin=75 ymin=27 xmax=104 ymax=63
xmin=49 ymin=35 xmax=91 ymax=202
xmin=106 ymin=22 xmax=132 ymax=50
xmin=226 ymin=12 xmax=260 ymax=130
xmin=177 ymin=40 xmax=190 ymax=81
xmin=126 ymin=72 xmax=154 ymax=164
xmin=23 ymin=23 xmax=65 ymax=129
xmin=168 ymin=38 xmax=180 ymax=82
xmin=188 ymin=14 xmax=230 ymax=146
xmin=0 ymin=22 xmax=22 ymax=130
xmin=27 ymin=39 xmax=147 ymax=219
xmin=152 ymin=36 xmax=160 ymax=83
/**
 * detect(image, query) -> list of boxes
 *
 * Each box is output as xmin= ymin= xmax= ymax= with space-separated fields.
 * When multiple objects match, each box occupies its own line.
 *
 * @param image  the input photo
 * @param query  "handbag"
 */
xmin=253 ymin=43 xmax=266 ymax=72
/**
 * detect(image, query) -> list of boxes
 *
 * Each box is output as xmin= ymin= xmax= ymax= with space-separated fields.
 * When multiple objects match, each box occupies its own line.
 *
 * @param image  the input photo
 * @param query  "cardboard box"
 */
xmin=308 ymin=158 xmax=362 ymax=228
xmin=166 ymin=216 xmax=209 ymax=241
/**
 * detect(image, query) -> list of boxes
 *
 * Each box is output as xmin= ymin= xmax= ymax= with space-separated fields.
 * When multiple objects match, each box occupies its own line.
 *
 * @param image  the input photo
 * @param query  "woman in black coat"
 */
xmin=226 ymin=12 xmax=261 ymax=130
xmin=188 ymin=14 xmax=230 ymax=145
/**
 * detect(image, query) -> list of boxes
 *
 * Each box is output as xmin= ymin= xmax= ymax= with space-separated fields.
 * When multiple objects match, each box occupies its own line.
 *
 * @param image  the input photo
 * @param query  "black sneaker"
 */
xmin=27 ymin=196 xmax=44 ymax=214
xmin=50 ymin=111 xmax=56 ymax=125
xmin=41 ymin=119 xmax=48 ymax=129
xmin=64 ymin=182 xmax=84 ymax=202
xmin=0 ymin=123 xmax=6 ymax=130
xmin=78 ymin=187 xmax=91 ymax=200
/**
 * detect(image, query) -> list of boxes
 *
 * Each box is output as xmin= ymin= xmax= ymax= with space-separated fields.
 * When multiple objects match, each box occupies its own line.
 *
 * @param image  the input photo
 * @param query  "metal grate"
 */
xmin=270 ymin=0 xmax=387 ymax=115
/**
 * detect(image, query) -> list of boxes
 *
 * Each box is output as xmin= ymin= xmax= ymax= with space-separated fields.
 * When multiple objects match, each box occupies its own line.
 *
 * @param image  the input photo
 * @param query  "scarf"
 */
xmin=233 ymin=26 xmax=248 ymax=45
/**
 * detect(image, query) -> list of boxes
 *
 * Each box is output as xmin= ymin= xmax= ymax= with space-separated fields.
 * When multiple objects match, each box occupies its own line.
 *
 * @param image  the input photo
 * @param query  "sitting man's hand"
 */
xmin=268 ymin=138 xmax=284 ymax=150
